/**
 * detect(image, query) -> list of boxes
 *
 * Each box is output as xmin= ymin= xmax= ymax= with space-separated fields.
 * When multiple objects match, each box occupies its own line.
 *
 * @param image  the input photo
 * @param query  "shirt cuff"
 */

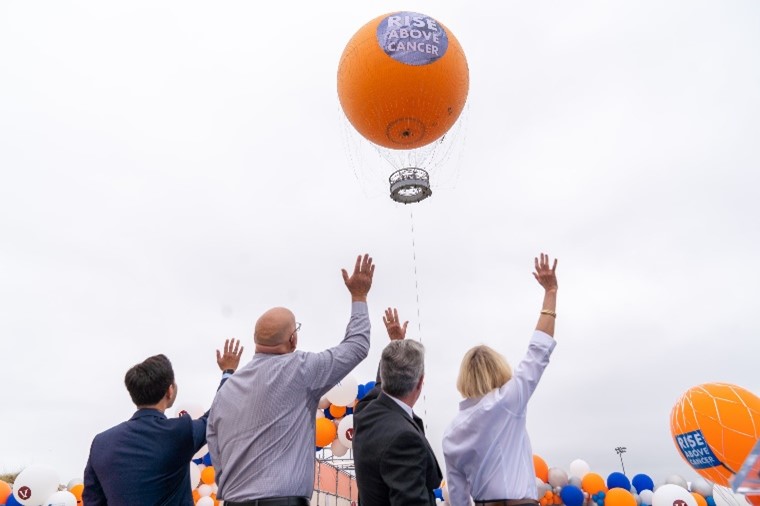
xmin=351 ymin=301 xmax=369 ymax=314
xmin=532 ymin=330 xmax=557 ymax=352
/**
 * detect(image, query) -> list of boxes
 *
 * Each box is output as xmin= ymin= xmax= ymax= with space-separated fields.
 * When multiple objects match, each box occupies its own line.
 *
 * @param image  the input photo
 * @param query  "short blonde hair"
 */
xmin=456 ymin=345 xmax=513 ymax=398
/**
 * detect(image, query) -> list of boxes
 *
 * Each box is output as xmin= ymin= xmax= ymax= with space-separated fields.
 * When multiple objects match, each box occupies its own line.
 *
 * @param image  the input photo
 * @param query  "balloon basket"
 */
xmin=389 ymin=168 xmax=432 ymax=204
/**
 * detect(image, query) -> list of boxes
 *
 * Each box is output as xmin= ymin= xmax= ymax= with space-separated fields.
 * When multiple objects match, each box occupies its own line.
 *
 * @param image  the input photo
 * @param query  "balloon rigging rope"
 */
xmin=409 ymin=207 xmax=429 ymax=430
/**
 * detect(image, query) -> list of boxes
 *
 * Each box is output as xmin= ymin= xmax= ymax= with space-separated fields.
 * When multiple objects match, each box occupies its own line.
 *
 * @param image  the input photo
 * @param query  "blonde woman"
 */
xmin=442 ymin=253 xmax=558 ymax=506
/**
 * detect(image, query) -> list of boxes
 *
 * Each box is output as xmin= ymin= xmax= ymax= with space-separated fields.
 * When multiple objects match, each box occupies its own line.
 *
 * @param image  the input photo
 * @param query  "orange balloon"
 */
xmin=0 ymin=480 xmax=11 ymax=503
xmin=193 ymin=489 xmax=200 ymax=502
xmin=533 ymin=454 xmax=549 ymax=482
xmin=605 ymin=488 xmax=636 ymax=506
xmin=329 ymin=404 xmax=347 ymax=418
xmin=582 ymin=473 xmax=607 ymax=495
xmin=691 ymin=492 xmax=708 ymax=506
xmin=201 ymin=465 xmax=215 ymax=485
xmin=671 ymin=383 xmax=760 ymax=486
xmin=316 ymin=417 xmax=338 ymax=447
xmin=337 ymin=11 xmax=469 ymax=150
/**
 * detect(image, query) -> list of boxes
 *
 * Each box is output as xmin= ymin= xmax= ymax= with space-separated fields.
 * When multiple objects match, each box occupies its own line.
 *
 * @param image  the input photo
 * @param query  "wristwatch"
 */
xmin=223 ymin=369 xmax=235 ymax=375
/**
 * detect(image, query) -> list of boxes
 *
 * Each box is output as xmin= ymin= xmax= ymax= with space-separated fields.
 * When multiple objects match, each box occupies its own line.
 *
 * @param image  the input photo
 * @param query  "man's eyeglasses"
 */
xmin=290 ymin=322 xmax=301 ymax=341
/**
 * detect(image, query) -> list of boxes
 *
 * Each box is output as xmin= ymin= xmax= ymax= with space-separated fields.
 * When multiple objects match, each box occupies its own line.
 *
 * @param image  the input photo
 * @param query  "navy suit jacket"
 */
xmin=353 ymin=387 xmax=442 ymax=506
xmin=84 ymin=377 xmax=227 ymax=505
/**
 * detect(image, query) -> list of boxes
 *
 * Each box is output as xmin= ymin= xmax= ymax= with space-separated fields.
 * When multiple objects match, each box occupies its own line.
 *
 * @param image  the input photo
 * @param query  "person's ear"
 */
xmin=416 ymin=375 xmax=425 ymax=391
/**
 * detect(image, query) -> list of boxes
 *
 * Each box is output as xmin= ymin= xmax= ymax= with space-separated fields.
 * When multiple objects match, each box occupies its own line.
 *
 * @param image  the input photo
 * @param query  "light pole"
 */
xmin=615 ymin=447 xmax=627 ymax=475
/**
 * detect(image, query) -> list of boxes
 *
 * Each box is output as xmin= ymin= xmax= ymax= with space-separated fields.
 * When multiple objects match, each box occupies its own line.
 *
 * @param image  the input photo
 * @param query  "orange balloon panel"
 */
xmin=671 ymin=383 xmax=760 ymax=486
xmin=338 ymin=11 xmax=469 ymax=150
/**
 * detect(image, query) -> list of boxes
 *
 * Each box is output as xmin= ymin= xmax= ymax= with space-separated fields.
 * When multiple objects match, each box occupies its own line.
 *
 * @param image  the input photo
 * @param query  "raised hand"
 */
xmin=216 ymin=338 xmax=244 ymax=371
xmin=533 ymin=253 xmax=558 ymax=292
xmin=383 ymin=307 xmax=408 ymax=341
xmin=341 ymin=253 xmax=375 ymax=302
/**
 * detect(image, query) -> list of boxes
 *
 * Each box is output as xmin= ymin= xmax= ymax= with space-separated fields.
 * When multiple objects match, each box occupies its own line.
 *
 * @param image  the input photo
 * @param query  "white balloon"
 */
xmin=639 ymin=490 xmax=654 ymax=505
xmin=316 ymin=409 xmax=325 ymax=419
xmin=198 ymin=484 xmax=213 ymax=497
xmin=337 ymin=414 xmax=355 ymax=449
xmin=443 ymin=483 xmax=450 ymax=503
xmin=65 ymin=479 xmax=82 ymax=491
xmin=569 ymin=459 xmax=590 ymax=479
xmin=318 ymin=396 xmax=331 ymax=410
xmin=190 ymin=462 xmax=201 ymax=489
xmin=174 ymin=403 xmax=205 ymax=419
xmin=690 ymin=478 xmax=713 ymax=497
xmin=634 ymin=493 xmax=641 ymax=505
xmin=197 ymin=497 xmax=215 ymax=506
xmin=536 ymin=479 xmax=552 ymax=497
xmin=14 ymin=465 xmax=60 ymax=506
xmin=666 ymin=475 xmax=688 ymax=490
xmin=548 ymin=467 xmax=569 ymax=488
xmin=193 ymin=444 xmax=209 ymax=460
xmin=569 ymin=476 xmax=582 ymax=488
xmin=44 ymin=491 xmax=77 ymax=506
xmin=326 ymin=376 xmax=358 ymax=406
xmin=331 ymin=439 xmax=348 ymax=457
xmin=652 ymin=484 xmax=696 ymax=506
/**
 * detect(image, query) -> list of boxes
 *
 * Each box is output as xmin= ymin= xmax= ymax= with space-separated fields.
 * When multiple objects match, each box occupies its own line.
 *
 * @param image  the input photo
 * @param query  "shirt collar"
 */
xmin=386 ymin=393 xmax=415 ymax=419
xmin=459 ymin=395 xmax=484 ymax=410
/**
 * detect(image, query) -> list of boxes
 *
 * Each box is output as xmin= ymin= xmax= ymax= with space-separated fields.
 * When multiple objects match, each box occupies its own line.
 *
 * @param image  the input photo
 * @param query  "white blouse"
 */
xmin=442 ymin=331 xmax=556 ymax=506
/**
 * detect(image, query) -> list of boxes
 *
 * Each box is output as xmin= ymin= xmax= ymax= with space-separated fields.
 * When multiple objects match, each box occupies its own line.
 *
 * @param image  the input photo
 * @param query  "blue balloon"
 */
xmin=323 ymin=407 xmax=334 ymax=420
xmin=202 ymin=452 xmax=212 ymax=466
xmin=365 ymin=381 xmax=376 ymax=391
xmin=560 ymin=485 xmax=585 ymax=506
xmin=631 ymin=474 xmax=654 ymax=493
xmin=357 ymin=384 xmax=366 ymax=400
xmin=346 ymin=407 xmax=353 ymax=415
xmin=607 ymin=472 xmax=631 ymax=491
xmin=434 ymin=488 xmax=443 ymax=500
xmin=706 ymin=498 xmax=716 ymax=506
xmin=6 ymin=493 xmax=22 ymax=506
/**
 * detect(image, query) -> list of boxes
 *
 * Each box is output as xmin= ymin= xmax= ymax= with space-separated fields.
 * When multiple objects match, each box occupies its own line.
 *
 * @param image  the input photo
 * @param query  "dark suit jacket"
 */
xmin=353 ymin=387 xmax=442 ymax=506
xmin=83 ymin=377 xmax=227 ymax=505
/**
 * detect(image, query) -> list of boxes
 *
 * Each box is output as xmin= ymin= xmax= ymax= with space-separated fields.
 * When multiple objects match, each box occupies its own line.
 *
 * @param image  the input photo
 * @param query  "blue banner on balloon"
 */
xmin=376 ymin=12 xmax=449 ymax=66
xmin=674 ymin=429 xmax=724 ymax=469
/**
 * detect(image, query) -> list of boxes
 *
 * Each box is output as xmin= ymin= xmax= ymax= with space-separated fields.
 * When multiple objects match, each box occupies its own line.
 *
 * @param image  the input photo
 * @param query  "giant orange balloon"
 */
xmin=338 ymin=11 xmax=469 ymax=150
xmin=316 ymin=417 xmax=338 ymax=447
xmin=670 ymin=383 xmax=760 ymax=486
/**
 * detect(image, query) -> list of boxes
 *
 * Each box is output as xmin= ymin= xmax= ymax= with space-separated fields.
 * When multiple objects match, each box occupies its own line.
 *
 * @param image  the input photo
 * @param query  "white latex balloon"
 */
xmin=536 ymin=479 xmax=552 ymax=497
xmin=569 ymin=476 xmax=582 ymax=488
xmin=13 ymin=465 xmax=60 ymax=506
xmin=190 ymin=462 xmax=201 ymax=489
xmin=174 ymin=403 xmax=205 ymax=419
xmin=65 ymin=479 xmax=82 ymax=491
xmin=569 ymin=459 xmax=590 ymax=479
xmin=318 ymin=396 xmax=331 ymax=410
xmin=197 ymin=497 xmax=215 ymax=506
xmin=690 ymin=478 xmax=713 ymax=497
xmin=198 ymin=484 xmax=213 ymax=497
xmin=44 ymin=491 xmax=77 ymax=506
xmin=639 ymin=490 xmax=654 ymax=506
xmin=193 ymin=444 xmax=209 ymax=460
xmin=634 ymin=493 xmax=641 ymax=505
xmin=325 ymin=376 xmax=358 ymax=406
xmin=337 ymin=414 xmax=355 ymax=449
xmin=331 ymin=439 xmax=348 ymax=457
xmin=652 ymin=484 xmax=696 ymax=506
xmin=548 ymin=467 xmax=569 ymax=488
xmin=666 ymin=475 xmax=688 ymax=490
xmin=316 ymin=409 xmax=325 ymax=419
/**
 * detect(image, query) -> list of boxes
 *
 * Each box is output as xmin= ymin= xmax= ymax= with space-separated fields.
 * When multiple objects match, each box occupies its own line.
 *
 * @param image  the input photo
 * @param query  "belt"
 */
xmin=224 ymin=497 xmax=310 ymax=506
xmin=475 ymin=500 xmax=540 ymax=506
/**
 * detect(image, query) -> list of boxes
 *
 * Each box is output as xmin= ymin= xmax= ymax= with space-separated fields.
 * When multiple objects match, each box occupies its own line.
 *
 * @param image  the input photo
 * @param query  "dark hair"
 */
xmin=124 ymin=354 xmax=175 ymax=406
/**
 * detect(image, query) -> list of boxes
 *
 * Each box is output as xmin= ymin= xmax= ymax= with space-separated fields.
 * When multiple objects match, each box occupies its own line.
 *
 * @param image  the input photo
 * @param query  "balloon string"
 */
xmin=409 ymin=208 xmax=428 ymax=430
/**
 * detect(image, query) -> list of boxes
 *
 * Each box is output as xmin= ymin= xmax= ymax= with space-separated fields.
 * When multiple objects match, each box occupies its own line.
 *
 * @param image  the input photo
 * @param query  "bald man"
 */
xmin=207 ymin=254 xmax=375 ymax=506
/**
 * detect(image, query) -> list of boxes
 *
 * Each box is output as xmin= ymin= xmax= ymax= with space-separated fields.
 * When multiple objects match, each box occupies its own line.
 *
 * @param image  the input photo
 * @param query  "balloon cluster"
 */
xmin=524 ymin=455 xmax=742 ymax=506
xmin=0 ymin=466 xmax=83 ymax=506
xmin=315 ymin=376 xmax=375 ymax=457
xmin=189 ymin=444 xmax=220 ymax=505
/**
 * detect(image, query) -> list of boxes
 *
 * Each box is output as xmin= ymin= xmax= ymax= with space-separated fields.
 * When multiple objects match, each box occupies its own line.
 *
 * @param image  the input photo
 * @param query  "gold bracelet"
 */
xmin=541 ymin=309 xmax=557 ymax=318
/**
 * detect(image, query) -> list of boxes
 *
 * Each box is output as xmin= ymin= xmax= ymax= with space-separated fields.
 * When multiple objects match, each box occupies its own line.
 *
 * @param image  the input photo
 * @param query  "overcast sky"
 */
xmin=1 ymin=0 xmax=759 ymax=487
